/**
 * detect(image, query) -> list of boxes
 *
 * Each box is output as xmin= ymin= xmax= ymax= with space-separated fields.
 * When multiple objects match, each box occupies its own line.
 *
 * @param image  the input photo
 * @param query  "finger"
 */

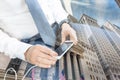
xmin=70 ymin=32 xmax=78 ymax=45
xmin=36 ymin=45 xmax=58 ymax=56
xmin=61 ymin=31 xmax=66 ymax=44
xmin=37 ymin=56 xmax=56 ymax=65
xmin=71 ymin=36 xmax=78 ymax=45
xmin=37 ymin=52 xmax=57 ymax=61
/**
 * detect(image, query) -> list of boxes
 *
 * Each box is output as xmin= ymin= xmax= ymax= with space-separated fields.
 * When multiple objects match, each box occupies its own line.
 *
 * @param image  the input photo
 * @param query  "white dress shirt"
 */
xmin=0 ymin=0 xmax=68 ymax=60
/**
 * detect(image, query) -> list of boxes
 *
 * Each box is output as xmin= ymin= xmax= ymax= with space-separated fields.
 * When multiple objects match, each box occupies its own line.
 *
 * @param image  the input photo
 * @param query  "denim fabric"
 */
xmin=21 ymin=34 xmax=59 ymax=80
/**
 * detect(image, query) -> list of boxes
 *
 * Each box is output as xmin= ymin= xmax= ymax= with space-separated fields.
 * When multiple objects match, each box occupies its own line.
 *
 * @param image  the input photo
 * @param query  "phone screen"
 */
xmin=55 ymin=41 xmax=73 ymax=59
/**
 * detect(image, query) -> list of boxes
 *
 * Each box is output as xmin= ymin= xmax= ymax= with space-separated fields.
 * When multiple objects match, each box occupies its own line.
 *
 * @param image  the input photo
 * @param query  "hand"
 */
xmin=61 ymin=23 xmax=78 ymax=45
xmin=24 ymin=45 xmax=58 ymax=68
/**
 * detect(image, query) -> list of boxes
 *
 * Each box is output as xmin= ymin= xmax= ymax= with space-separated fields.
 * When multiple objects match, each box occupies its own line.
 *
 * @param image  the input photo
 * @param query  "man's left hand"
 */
xmin=61 ymin=23 xmax=78 ymax=45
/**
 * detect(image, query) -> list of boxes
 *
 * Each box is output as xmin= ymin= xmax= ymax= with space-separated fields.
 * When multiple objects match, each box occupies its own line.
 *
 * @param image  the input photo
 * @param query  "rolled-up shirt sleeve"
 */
xmin=0 ymin=29 xmax=32 ymax=61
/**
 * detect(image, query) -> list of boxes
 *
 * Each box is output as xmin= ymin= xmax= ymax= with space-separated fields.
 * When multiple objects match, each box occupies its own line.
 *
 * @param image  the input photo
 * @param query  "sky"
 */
xmin=71 ymin=0 xmax=120 ymax=27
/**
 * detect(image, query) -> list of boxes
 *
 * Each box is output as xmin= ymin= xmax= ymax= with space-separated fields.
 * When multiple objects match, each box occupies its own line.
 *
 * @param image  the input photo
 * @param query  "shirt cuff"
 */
xmin=14 ymin=42 xmax=32 ymax=61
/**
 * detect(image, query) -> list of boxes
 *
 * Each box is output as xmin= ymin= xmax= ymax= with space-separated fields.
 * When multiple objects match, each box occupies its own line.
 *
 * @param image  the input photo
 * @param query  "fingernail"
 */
xmin=53 ymin=61 xmax=56 ymax=64
xmin=48 ymin=65 xmax=51 ymax=68
xmin=54 ymin=53 xmax=58 ymax=56
xmin=52 ymin=53 xmax=58 ymax=57
xmin=52 ymin=62 xmax=55 ymax=65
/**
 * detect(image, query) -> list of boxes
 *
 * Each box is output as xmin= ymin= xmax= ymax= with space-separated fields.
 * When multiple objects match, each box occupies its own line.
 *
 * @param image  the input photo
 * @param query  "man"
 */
xmin=0 ymin=0 xmax=77 ymax=79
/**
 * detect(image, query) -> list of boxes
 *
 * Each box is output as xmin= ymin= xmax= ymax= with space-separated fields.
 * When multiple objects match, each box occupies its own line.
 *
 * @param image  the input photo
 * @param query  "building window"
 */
xmin=93 ymin=76 xmax=95 ymax=80
xmin=86 ymin=61 xmax=89 ymax=65
xmin=96 ymin=77 xmax=99 ymax=80
xmin=106 ymin=75 xmax=111 ymax=80
xmin=88 ymin=67 xmax=93 ymax=71
xmin=90 ymin=75 xmax=95 ymax=80
xmin=118 ymin=75 xmax=120 ymax=79
xmin=90 ymin=75 xmax=92 ymax=79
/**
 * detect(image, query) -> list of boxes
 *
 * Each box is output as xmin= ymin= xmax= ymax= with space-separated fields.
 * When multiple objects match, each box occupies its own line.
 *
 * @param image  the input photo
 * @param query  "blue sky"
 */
xmin=71 ymin=0 xmax=120 ymax=26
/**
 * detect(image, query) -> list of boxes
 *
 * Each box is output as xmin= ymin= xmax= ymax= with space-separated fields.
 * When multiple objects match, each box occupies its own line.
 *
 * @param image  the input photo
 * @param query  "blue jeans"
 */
xmin=21 ymin=34 xmax=59 ymax=80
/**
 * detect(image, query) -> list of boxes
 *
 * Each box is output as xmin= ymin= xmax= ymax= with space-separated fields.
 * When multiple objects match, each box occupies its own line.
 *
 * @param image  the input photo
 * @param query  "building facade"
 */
xmin=80 ymin=14 xmax=120 ymax=80
xmin=58 ymin=22 xmax=107 ymax=80
xmin=76 ymin=24 xmax=107 ymax=80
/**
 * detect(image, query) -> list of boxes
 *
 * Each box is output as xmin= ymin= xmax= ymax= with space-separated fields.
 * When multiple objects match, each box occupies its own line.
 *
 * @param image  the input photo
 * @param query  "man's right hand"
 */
xmin=24 ymin=45 xmax=58 ymax=68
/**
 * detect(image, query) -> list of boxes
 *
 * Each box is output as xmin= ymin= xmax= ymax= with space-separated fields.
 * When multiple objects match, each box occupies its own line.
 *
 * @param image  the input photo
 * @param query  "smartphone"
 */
xmin=55 ymin=41 xmax=74 ymax=59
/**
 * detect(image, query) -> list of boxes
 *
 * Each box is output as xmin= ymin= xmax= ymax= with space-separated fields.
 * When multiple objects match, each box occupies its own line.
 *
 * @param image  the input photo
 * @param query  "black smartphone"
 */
xmin=55 ymin=41 xmax=73 ymax=59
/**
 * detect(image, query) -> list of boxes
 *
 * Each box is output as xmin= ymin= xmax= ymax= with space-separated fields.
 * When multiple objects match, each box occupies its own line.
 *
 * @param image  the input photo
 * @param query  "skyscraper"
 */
xmin=76 ymin=24 xmax=107 ymax=80
xmin=80 ymin=14 xmax=120 ymax=80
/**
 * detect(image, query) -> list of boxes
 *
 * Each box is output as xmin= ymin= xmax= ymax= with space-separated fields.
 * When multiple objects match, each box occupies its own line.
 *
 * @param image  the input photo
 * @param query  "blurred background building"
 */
xmin=75 ymin=24 xmax=107 ymax=80
xmin=79 ymin=14 xmax=120 ymax=80
xmin=61 ymin=1 xmax=120 ymax=79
